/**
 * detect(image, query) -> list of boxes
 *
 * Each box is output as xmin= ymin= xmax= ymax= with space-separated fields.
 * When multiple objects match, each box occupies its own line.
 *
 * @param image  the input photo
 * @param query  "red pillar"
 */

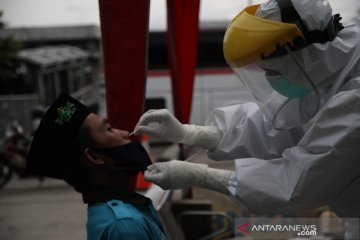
xmin=98 ymin=0 xmax=150 ymax=132
xmin=166 ymin=0 xmax=200 ymax=124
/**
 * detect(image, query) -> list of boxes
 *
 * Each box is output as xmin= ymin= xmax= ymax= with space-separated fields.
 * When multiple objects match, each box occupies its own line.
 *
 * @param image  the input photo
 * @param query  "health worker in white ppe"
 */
xmin=134 ymin=0 xmax=360 ymax=238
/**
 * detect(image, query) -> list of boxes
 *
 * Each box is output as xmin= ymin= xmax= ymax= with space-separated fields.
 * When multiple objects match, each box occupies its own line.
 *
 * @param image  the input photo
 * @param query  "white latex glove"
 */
xmin=134 ymin=109 xmax=185 ymax=143
xmin=144 ymin=160 xmax=232 ymax=194
xmin=134 ymin=109 xmax=223 ymax=151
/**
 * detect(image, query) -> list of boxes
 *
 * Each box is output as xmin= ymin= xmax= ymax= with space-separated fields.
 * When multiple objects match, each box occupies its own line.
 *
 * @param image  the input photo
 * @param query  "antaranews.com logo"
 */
xmin=237 ymin=221 xmax=317 ymax=237
xmin=234 ymin=217 xmax=358 ymax=239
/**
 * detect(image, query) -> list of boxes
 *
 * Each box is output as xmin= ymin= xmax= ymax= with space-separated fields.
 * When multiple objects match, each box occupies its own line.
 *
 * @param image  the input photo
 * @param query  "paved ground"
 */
xmin=0 ymin=176 xmax=87 ymax=240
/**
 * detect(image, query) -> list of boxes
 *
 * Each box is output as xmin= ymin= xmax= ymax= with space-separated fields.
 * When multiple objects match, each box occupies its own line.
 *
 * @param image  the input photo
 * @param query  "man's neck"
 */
xmin=90 ymin=171 xmax=134 ymax=189
xmin=81 ymin=185 xmax=148 ymax=205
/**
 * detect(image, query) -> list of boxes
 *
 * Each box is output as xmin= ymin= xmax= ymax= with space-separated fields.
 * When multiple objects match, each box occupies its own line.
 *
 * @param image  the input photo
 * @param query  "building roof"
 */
xmin=0 ymin=22 xmax=228 ymax=42
xmin=0 ymin=25 xmax=101 ymax=42
xmin=18 ymin=45 xmax=90 ymax=67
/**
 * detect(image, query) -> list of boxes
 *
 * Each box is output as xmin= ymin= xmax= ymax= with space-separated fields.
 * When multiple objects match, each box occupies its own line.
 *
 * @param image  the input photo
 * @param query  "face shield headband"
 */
xmin=223 ymin=4 xmax=306 ymax=66
xmin=265 ymin=0 xmax=344 ymax=60
xmin=274 ymin=0 xmax=344 ymax=45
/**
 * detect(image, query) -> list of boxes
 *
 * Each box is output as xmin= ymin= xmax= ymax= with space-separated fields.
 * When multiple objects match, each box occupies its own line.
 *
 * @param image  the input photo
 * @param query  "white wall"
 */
xmin=145 ymin=71 xmax=253 ymax=125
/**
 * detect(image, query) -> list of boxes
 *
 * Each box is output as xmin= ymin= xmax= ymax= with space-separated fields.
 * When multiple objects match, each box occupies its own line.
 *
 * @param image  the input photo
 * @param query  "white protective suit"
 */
xmin=205 ymin=3 xmax=360 ymax=237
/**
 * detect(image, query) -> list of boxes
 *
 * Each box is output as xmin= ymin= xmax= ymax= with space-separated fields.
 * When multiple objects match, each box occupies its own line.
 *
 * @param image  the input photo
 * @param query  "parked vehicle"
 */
xmin=0 ymin=120 xmax=43 ymax=189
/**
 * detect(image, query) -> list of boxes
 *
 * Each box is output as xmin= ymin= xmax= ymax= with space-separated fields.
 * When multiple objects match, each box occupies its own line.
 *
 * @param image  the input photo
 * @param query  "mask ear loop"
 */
xmin=271 ymin=44 xmax=321 ymax=131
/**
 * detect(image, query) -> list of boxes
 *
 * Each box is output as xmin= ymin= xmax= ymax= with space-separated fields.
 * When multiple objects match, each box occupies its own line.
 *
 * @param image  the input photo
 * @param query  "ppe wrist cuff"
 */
xmin=190 ymin=163 xmax=208 ymax=187
xmin=195 ymin=126 xmax=223 ymax=151
xmin=202 ymin=168 xmax=232 ymax=194
xmin=180 ymin=124 xmax=200 ymax=145
xmin=180 ymin=125 xmax=223 ymax=151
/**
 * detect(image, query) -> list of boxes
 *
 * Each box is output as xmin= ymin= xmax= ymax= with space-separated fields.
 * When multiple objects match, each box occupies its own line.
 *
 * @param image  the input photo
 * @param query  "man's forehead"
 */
xmin=83 ymin=113 xmax=105 ymax=128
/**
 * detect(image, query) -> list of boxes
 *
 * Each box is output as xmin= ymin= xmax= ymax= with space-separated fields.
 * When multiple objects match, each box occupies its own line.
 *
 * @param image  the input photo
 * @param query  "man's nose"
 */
xmin=114 ymin=129 xmax=132 ymax=144
xmin=119 ymin=130 xmax=130 ymax=138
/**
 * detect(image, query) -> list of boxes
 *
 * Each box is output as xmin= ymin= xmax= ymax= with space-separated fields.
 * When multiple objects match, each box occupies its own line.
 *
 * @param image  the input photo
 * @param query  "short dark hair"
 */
xmin=63 ymin=122 xmax=95 ymax=193
xmin=76 ymin=122 xmax=96 ymax=150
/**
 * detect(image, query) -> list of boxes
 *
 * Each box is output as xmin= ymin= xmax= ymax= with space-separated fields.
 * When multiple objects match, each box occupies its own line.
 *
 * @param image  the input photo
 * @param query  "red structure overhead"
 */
xmin=98 ymin=0 xmax=150 ymax=132
xmin=167 ymin=0 xmax=200 ymax=124
xmin=99 ymin=0 xmax=200 ymax=127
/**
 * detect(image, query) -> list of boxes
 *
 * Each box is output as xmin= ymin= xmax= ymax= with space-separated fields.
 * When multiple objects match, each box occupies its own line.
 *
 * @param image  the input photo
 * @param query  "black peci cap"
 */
xmin=27 ymin=93 xmax=92 ymax=179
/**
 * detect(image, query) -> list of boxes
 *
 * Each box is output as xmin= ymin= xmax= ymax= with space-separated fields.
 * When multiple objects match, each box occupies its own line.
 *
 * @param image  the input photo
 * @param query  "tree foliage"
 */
xmin=0 ymin=11 xmax=23 ymax=94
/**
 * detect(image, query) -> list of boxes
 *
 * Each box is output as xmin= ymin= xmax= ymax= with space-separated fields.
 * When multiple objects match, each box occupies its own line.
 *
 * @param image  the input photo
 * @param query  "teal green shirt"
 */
xmin=87 ymin=199 xmax=166 ymax=240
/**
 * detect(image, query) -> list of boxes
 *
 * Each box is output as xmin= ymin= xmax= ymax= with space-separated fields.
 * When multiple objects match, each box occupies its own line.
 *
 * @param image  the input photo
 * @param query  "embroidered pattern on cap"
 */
xmin=55 ymin=102 xmax=77 ymax=125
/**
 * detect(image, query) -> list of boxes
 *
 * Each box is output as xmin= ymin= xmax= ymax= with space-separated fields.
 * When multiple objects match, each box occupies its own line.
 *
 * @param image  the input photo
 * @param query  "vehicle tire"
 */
xmin=0 ymin=154 xmax=13 ymax=189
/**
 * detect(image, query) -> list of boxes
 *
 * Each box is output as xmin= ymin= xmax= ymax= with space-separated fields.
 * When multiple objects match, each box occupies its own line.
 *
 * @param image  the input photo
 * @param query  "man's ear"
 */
xmin=84 ymin=148 xmax=105 ymax=165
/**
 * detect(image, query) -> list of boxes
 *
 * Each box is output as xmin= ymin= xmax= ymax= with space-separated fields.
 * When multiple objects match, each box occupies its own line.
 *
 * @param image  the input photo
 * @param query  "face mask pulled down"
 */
xmin=92 ymin=141 xmax=152 ymax=175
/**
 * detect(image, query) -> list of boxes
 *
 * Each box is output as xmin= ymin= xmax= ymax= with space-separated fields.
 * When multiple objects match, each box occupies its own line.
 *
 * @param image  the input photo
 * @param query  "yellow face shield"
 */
xmin=223 ymin=4 xmax=305 ymax=66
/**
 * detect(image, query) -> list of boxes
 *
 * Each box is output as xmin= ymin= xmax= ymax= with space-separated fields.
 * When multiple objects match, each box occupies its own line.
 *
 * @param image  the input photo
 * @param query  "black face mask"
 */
xmin=91 ymin=141 xmax=152 ymax=175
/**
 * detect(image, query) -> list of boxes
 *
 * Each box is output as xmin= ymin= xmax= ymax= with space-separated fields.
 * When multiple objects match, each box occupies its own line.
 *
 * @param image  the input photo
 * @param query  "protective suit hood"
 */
xmin=256 ymin=0 xmax=333 ymax=31
xmin=260 ymin=23 xmax=360 ymax=91
xmin=257 ymin=0 xmax=356 ymax=89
